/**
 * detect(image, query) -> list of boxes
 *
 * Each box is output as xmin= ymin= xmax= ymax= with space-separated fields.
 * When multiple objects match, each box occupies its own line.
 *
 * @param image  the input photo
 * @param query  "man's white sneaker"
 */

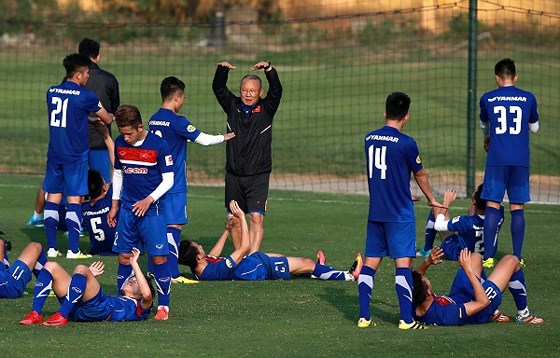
xmin=47 ymin=249 xmax=62 ymax=258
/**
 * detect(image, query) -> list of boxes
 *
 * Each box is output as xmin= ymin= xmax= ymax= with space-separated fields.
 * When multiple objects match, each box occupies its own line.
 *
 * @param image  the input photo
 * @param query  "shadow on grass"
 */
xmin=318 ymin=285 xmax=399 ymax=325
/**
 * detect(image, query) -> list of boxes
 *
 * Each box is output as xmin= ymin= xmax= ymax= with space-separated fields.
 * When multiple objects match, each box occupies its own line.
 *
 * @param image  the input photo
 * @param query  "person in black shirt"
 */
xmin=212 ymin=60 xmax=283 ymax=253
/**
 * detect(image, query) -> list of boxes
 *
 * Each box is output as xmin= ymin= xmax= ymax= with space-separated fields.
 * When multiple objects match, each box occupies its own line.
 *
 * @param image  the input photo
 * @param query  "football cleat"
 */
xmin=398 ymin=320 xmax=428 ymax=330
xmin=47 ymin=249 xmax=62 ymax=258
xmin=66 ymin=250 xmax=92 ymax=259
xmin=348 ymin=253 xmax=363 ymax=281
xmin=357 ymin=317 xmax=375 ymax=328
xmin=520 ymin=258 xmax=526 ymax=268
xmin=154 ymin=306 xmax=169 ymax=321
xmin=171 ymin=275 xmax=199 ymax=284
xmin=492 ymin=310 xmax=510 ymax=323
xmin=316 ymin=250 xmax=326 ymax=265
xmin=26 ymin=214 xmax=44 ymax=228
xmin=416 ymin=248 xmax=431 ymax=258
xmin=20 ymin=311 xmax=44 ymax=325
xmin=516 ymin=312 xmax=544 ymax=325
xmin=483 ymin=257 xmax=495 ymax=268
xmin=43 ymin=312 xmax=68 ymax=326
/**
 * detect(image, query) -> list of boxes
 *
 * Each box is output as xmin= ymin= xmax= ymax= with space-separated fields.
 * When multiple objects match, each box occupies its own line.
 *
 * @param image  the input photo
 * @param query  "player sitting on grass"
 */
xmin=1 ymin=240 xmax=48 ymax=299
xmin=20 ymin=247 xmax=153 ymax=326
xmin=417 ymin=185 xmax=504 ymax=265
xmin=178 ymin=200 xmax=362 ymax=281
xmin=412 ymin=247 xmax=544 ymax=326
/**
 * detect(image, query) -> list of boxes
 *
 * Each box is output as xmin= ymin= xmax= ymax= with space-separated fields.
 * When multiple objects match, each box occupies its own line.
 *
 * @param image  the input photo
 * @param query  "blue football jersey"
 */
xmin=479 ymin=86 xmax=538 ymax=167
xmin=199 ymin=253 xmax=290 ymax=281
xmin=107 ymin=295 xmax=151 ymax=322
xmin=365 ymin=126 xmax=423 ymax=222
xmin=82 ymin=185 xmax=116 ymax=254
xmin=445 ymin=207 xmax=504 ymax=251
xmin=148 ymin=108 xmax=201 ymax=194
xmin=46 ymin=81 xmax=102 ymax=164
xmin=114 ymin=132 xmax=174 ymax=213
xmin=415 ymin=269 xmax=501 ymax=326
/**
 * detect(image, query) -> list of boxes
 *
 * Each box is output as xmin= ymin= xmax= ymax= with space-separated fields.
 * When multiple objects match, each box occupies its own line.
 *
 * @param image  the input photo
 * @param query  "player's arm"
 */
xmin=130 ymin=247 xmax=153 ymax=309
xmin=93 ymin=121 xmax=115 ymax=172
xmin=95 ymin=107 xmax=114 ymax=125
xmin=433 ymin=189 xmax=457 ymax=231
xmin=415 ymin=246 xmax=444 ymax=275
xmin=194 ymin=132 xmax=235 ymax=146
xmin=413 ymin=168 xmax=442 ymax=208
xmin=0 ymin=238 xmax=5 ymax=264
xmin=132 ymin=171 xmax=174 ymax=217
xmin=458 ymin=248 xmax=490 ymax=316
xmin=208 ymin=215 xmax=234 ymax=257
xmin=227 ymin=201 xmax=250 ymax=264
xmin=107 ymin=169 xmax=123 ymax=227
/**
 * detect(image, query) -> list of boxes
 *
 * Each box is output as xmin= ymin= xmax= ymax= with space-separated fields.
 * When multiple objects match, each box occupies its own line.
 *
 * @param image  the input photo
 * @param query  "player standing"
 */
xmin=43 ymin=53 xmax=113 ymax=259
xmin=479 ymin=58 xmax=539 ymax=267
xmin=358 ymin=92 xmax=440 ymax=329
xmin=107 ymin=104 xmax=174 ymax=320
xmin=149 ymin=76 xmax=234 ymax=283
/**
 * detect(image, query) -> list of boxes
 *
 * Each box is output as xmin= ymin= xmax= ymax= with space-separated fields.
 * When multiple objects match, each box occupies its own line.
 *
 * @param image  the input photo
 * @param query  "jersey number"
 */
xmin=485 ymin=285 xmax=498 ymax=300
xmin=11 ymin=266 xmax=25 ymax=280
xmin=367 ymin=145 xmax=387 ymax=179
xmin=89 ymin=217 xmax=106 ymax=242
xmin=494 ymin=105 xmax=522 ymax=135
xmin=50 ymin=97 xmax=69 ymax=128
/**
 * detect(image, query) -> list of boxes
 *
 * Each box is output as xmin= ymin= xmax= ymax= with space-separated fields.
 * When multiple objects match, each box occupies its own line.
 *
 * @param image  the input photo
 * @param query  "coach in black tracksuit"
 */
xmin=212 ymin=60 xmax=283 ymax=253
xmin=79 ymin=38 xmax=120 ymax=183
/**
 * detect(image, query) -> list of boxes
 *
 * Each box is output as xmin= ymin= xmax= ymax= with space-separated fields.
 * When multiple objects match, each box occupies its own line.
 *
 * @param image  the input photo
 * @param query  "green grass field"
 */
xmin=1 ymin=174 xmax=559 ymax=357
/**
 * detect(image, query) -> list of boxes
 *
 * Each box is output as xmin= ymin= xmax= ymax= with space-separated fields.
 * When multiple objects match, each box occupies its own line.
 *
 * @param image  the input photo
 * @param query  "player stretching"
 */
xmin=178 ymin=201 xmax=363 ymax=282
xmin=108 ymin=105 xmax=174 ymax=320
xmin=358 ymin=92 xmax=441 ymax=329
xmin=412 ymin=247 xmax=544 ymax=326
xmin=479 ymin=58 xmax=539 ymax=267
xmin=20 ymin=247 xmax=153 ymax=326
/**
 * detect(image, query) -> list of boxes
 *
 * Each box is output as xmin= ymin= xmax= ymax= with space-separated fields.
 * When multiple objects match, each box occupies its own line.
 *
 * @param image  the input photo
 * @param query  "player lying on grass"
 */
xmin=20 ymin=247 xmax=153 ymax=326
xmin=1 ymin=240 xmax=48 ymax=299
xmin=178 ymin=200 xmax=363 ymax=281
xmin=417 ymin=185 xmax=504 ymax=265
xmin=412 ymin=247 xmax=544 ymax=326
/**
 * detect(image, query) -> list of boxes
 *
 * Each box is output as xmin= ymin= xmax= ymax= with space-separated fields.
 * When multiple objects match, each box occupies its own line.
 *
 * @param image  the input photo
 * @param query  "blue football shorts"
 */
xmin=482 ymin=165 xmax=530 ymax=204
xmin=89 ymin=149 xmax=111 ymax=183
xmin=68 ymin=289 xmax=112 ymax=322
xmin=113 ymin=208 xmax=169 ymax=257
xmin=162 ymin=192 xmax=188 ymax=225
xmin=0 ymin=260 xmax=32 ymax=298
xmin=365 ymin=221 xmax=416 ymax=259
xmin=43 ymin=160 xmax=89 ymax=197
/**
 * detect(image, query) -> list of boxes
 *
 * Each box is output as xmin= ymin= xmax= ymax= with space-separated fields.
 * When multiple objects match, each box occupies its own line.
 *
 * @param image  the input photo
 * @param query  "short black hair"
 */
xmin=78 ymin=38 xmax=100 ymax=59
xmin=63 ymin=53 xmax=91 ymax=77
xmin=473 ymin=183 xmax=488 ymax=211
xmin=87 ymin=170 xmax=104 ymax=200
xmin=495 ymin=58 xmax=516 ymax=79
xmin=160 ymin=76 xmax=185 ymax=101
xmin=178 ymin=240 xmax=198 ymax=272
xmin=412 ymin=271 xmax=427 ymax=306
xmin=385 ymin=92 xmax=411 ymax=120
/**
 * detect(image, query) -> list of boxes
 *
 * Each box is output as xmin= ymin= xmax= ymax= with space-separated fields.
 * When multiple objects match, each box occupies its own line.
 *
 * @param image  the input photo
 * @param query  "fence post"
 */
xmin=466 ymin=0 xmax=478 ymax=196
